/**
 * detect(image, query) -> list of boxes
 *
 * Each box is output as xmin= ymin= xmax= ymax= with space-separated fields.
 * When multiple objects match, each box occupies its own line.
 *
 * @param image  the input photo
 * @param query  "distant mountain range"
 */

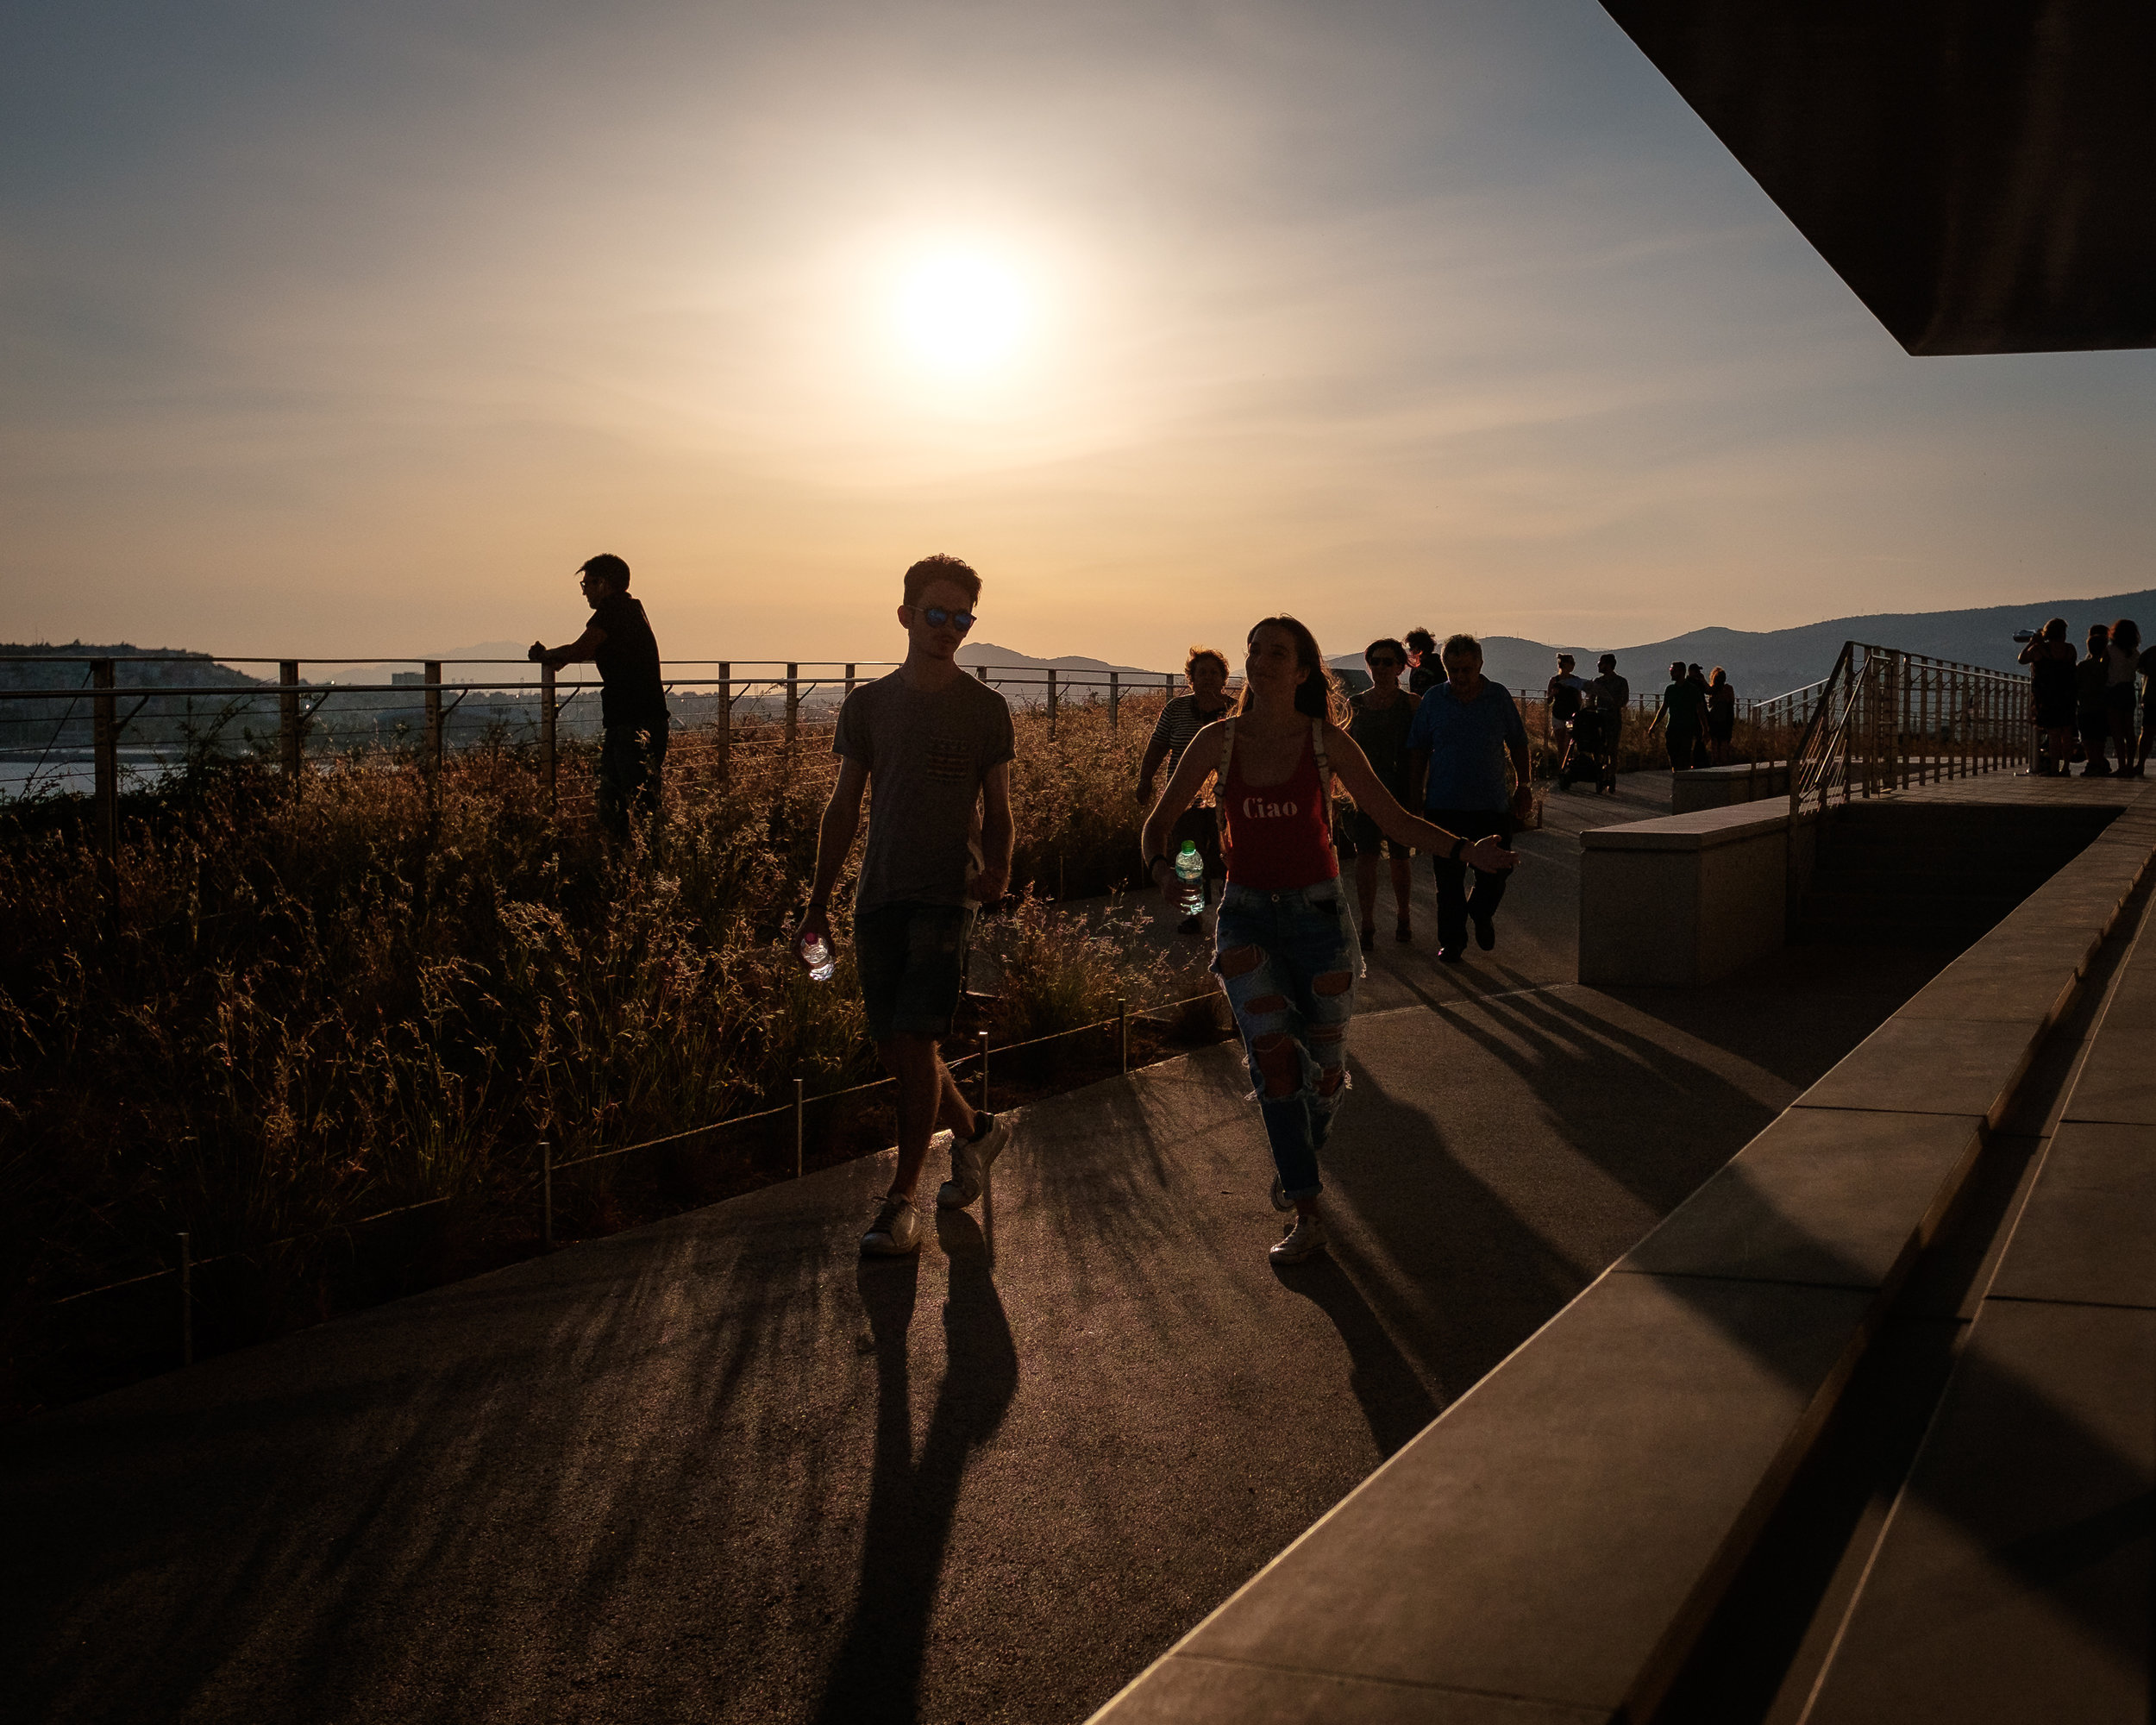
xmin=1325 ymin=588 xmax=2156 ymax=699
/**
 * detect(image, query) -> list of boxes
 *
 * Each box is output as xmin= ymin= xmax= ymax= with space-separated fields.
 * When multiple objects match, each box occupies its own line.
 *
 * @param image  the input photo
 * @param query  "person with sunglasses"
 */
xmin=1142 ymin=613 xmax=1518 ymax=1264
xmin=800 ymin=554 xmax=1016 ymax=1257
xmin=1337 ymin=637 xmax=1421 ymax=950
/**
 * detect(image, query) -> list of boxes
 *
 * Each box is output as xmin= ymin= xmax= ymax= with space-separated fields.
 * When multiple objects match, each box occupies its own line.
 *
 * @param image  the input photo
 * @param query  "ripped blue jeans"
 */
xmin=1212 ymin=881 xmax=1361 ymax=1201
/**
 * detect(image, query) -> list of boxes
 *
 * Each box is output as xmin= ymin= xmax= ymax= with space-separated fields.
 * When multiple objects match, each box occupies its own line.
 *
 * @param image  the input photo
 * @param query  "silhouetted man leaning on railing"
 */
xmin=528 ymin=552 xmax=668 ymax=841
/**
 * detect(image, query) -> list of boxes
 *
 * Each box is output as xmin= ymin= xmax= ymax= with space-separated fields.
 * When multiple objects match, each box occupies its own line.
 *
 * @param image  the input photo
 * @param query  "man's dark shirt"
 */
xmin=591 ymin=592 xmax=667 ymax=728
xmin=1663 ymin=678 xmax=1708 ymax=733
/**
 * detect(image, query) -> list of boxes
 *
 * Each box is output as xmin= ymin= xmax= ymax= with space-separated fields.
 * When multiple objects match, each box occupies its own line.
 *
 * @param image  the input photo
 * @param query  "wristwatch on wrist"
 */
xmin=1149 ymin=854 xmax=1173 ymax=877
xmin=1447 ymin=837 xmax=1466 ymax=862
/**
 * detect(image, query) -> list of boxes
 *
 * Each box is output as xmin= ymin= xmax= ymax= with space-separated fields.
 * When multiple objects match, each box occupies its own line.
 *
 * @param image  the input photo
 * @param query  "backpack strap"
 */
xmin=1313 ymin=718 xmax=1340 ymax=852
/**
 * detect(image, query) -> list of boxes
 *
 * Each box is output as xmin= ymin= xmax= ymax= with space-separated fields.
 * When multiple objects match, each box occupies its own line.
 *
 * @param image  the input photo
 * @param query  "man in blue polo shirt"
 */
xmin=1407 ymin=632 xmax=1532 ymax=963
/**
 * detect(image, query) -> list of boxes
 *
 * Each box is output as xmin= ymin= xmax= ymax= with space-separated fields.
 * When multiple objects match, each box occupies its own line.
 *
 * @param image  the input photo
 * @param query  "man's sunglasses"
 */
xmin=1367 ymin=656 xmax=1401 ymax=670
xmin=914 ymin=605 xmax=975 ymax=633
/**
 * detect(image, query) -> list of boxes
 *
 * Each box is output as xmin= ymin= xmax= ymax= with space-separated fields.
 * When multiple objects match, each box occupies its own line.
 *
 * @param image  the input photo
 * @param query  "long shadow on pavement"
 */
xmin=815 ymin=1210 xmax=1016 ymax=1725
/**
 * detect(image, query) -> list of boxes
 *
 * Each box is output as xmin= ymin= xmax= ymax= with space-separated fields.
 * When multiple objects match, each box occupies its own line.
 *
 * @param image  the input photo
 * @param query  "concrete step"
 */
xmin=1798 ymin=870 xmax=2156 ymax=1723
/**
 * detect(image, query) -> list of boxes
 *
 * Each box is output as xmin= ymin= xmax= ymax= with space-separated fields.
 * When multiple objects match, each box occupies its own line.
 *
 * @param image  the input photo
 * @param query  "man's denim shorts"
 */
xmin=855 ymin=900 xmax=975 ymax=1043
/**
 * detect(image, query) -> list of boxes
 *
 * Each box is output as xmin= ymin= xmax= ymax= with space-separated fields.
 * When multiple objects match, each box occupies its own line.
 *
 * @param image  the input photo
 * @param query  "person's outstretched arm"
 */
xmin=799 ymin=756 xmax=869 ymax=963
xmin=528 ymin=622 xmax=607 ymax=670
xmin=1325 ymin=724 xmax=1518 ymax=873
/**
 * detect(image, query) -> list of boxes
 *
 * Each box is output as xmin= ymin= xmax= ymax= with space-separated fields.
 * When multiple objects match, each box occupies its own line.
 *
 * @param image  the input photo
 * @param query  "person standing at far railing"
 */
xmin=2136 ymin=637 xmax=2156 ymax=778
xmin=529 ymin=553 xmax=668 ymax=841
xmin=2075 ymin=624 xmax=2113 ymax=776
xmin=799 ymin=553 xmax=1015 ymax=1258
xmin=1706 ymin=668 xmax=1736 ymax=766
xmin=1647 ymin=661 xmax=1706 ymax=775
xmin=2108 ymin=619 xmax=2143 ymax=779
xmin=2018 ymin=618 xmax=2077 ymax=775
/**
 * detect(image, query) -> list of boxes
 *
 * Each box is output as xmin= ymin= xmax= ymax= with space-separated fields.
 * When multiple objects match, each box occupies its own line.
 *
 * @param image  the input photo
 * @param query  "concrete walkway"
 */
xmin=0 ymin=778 xmax=1938 ymax=1725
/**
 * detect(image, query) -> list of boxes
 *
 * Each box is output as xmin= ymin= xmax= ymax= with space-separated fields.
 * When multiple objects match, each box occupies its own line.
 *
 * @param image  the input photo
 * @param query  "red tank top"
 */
xmin=1220 ymin=723 xmax=1339 ymax=889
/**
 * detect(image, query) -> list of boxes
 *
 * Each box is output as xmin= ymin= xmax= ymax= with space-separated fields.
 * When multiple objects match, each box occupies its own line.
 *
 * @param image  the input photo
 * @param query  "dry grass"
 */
xmin=0 ymin=695 xmax=1186 ymax=1407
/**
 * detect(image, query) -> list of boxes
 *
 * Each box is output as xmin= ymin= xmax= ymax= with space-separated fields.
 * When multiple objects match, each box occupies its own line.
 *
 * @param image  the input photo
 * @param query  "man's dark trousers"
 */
xmin=599 ymin=724 xmax=667 ymax=840
xmin=1428 ymin=807 xmax=1515 ymax=950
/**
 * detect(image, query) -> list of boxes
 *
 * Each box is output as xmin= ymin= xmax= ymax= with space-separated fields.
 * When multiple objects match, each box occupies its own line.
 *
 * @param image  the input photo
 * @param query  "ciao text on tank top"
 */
xmin=1219 ymin=719 xmax=1340 ymax=890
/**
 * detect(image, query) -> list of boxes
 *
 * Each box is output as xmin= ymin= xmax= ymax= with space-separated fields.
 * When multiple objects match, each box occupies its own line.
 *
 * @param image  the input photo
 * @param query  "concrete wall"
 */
xmin=1670 ymin=761 xmax=1790 ymax=814
xmin=1580 ymin=803 xmax=1792 ymax=987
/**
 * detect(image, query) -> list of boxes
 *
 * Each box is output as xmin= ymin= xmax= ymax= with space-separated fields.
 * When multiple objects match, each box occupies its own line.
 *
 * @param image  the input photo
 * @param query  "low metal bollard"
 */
xmin=977 ymin=1029 xmax=989 ymax=1113
xmin=177 ymin=1231 xmax=193 ymax=1367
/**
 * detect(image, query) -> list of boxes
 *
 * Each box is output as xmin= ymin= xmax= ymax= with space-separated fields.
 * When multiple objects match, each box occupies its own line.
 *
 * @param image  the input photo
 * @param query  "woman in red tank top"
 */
xmin=1140 ymin=616 xmax=1520 ymax=1264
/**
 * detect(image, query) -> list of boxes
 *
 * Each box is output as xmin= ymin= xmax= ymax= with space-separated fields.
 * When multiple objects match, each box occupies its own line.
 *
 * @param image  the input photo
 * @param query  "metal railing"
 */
xmin=38 ymin=985 xmax=1228 ymax=1369
xmin=1789 ymin=641 xmax=2029 ymax=822
xmin=0 ymin=654 xmax=1189 ymax=850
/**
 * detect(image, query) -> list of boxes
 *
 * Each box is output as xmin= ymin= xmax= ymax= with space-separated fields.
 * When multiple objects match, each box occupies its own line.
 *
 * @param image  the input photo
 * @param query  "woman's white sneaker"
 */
xmin=1269 ymin=1212 xmax=1327 ymax=1264
xmin=937 ymin=1112 xmax=1009 ymax=1209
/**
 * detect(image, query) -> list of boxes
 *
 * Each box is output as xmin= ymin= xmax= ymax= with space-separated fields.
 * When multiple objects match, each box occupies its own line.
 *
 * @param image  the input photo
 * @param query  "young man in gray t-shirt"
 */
xmin=801 ymin=553 xmax=1017 ymax=1256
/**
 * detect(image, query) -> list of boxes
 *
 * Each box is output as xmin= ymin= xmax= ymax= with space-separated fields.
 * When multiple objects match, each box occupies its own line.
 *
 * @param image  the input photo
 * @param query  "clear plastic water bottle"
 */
xmin=1174 ymin=840 xmax=1206 ymax=918
xmin=799 ymin=928 xmax=836 ymax=982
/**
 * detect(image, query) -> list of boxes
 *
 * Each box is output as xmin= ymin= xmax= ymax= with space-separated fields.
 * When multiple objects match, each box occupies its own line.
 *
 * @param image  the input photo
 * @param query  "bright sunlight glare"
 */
xmin=893 ymin=250 xmax=1031 ymax=374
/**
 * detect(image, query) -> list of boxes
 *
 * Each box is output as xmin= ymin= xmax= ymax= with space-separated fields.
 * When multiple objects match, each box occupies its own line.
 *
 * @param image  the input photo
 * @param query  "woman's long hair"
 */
xmin=1238 ymin=614 xmax=1347 ymax=723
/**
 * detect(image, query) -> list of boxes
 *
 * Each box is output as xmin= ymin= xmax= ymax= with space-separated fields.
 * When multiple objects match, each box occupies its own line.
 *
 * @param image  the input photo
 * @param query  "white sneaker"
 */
xmin=1268 ymin=1174 xmax=1296 ymax=1214
xmin=860 ymin=1195 xmax=922 ymax=1256
xmin=937 ymin=1113 xmax=1010 ymax=1209
xmin=1269 ymin=1212 xmax=1327 ymax=1264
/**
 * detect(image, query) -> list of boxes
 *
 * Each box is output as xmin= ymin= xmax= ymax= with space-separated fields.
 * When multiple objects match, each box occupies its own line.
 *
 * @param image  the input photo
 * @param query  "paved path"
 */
xmin=2 ymin=776 xmax=1940 ymax=1725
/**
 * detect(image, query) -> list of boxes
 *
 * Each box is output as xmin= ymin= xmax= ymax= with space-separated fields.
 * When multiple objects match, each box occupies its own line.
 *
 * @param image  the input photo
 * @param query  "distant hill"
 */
xmin=0 ymin=643 xmax=271 ymax=693
xmin=1328 ymin=589 xmax=2156 ymax=699
xmin=959 ymin=642 xmax=1175 ymax=680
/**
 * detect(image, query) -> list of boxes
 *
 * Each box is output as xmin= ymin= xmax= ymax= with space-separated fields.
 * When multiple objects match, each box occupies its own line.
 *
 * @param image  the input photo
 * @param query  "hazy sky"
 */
xmin=5 ymin=0 xmax=2152 ymax=668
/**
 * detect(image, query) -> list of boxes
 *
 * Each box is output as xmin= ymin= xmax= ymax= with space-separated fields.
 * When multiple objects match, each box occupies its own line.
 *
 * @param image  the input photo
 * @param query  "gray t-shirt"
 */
xmin=834 ymin=669 xmax=1015 ymax=914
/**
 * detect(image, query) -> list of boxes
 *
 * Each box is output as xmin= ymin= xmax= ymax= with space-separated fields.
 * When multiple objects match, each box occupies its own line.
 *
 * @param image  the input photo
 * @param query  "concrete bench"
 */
xmin=1094 ymin=801 xmax=2156 ymax=1725
xmin=1670 ymin=761 xmax=1789 ymax=814
xmin=1578 ymin=801 xmax=1799 ymax=988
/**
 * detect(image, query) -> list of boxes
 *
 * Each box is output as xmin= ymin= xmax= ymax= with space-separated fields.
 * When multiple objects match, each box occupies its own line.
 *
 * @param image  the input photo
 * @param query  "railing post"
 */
xmin=843 ymin=662 xmax=856 ymax=702
xmin=1047 ymin=668 xmax=1058 ymax=737
xmin=177 ymin=1231 xmax=193 ymax=1367
xmin=279 ymin=660 xmax=302 ymax=778
xmin=1119 ymin=999 xmax=1129 ymax=1074
xmin=715 ymin=661 xmax=731 ymax=784
xmin=539 ymin=663 xmax=558 ymax=814
xmin=976 ymin=664 xmax=991 ymax=685
xmin=785 ymin=662 xmax=799 ymax=749
xmin=423 ymin=661 xmax=443 ymax=781
xmin=1109 ymin=670 xmax=1120 ymax=731
xmin=976 ymin=1029 xmax=989 ymax=1113
xmin=91 ymin=659 xmax=118 ymax=861
xmin=794 ymin=1076 xmax=805 ymax=1179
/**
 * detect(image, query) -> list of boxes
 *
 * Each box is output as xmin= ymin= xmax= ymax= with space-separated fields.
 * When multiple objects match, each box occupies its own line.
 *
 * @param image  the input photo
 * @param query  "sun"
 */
xmin=893 ymin=249 xmax=1031 ymax=374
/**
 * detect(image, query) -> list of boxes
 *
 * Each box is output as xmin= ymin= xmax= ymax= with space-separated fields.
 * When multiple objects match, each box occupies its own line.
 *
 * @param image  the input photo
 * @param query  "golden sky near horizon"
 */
xmin=3 ymin=0 xmax=2152 ymax=669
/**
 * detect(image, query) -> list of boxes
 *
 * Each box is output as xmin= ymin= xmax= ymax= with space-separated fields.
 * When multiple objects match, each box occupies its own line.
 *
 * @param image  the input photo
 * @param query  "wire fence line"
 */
xmin=37 ymin=985 xmax=1230 ymax=1358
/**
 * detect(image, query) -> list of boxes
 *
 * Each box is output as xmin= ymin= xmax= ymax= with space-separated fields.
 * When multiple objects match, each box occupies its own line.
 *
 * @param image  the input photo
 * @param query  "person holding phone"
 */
xmin=1141 ymin=614 xmax=1519 ymax=1264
